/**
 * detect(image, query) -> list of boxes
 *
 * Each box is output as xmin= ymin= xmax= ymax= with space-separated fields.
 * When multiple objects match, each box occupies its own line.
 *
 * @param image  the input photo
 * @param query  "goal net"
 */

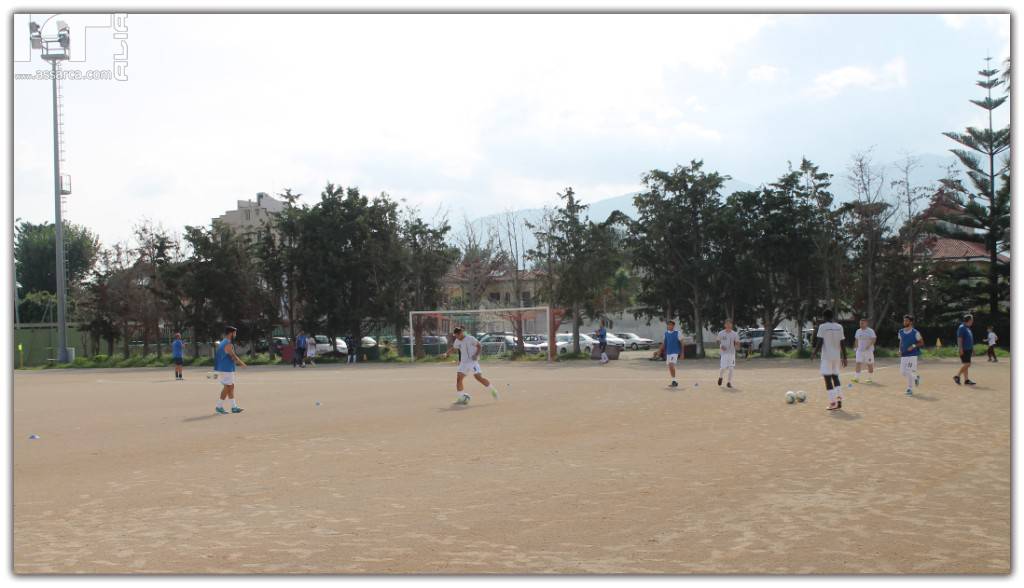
xmin=407 ymin=306 xmax=556 ymax=361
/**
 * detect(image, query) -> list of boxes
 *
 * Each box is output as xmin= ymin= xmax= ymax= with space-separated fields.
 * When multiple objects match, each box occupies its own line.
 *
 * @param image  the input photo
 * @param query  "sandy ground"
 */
xmin=12 ymin=354 xmax=1011 ymax=574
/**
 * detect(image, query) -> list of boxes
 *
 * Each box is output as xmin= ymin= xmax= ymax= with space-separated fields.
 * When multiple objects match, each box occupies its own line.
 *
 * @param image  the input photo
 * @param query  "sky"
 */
xmin=12 ymin=12 xmax=1011 ymax=247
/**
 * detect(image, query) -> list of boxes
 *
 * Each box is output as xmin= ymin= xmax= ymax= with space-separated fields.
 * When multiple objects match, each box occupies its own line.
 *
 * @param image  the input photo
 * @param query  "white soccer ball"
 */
xmin=785 ymin=391 xmax=796 ymax=404
xmin=796 ymin=390 xmax=807 ymax=403
xmin=457 ymin=393 xmax=471 ymax=405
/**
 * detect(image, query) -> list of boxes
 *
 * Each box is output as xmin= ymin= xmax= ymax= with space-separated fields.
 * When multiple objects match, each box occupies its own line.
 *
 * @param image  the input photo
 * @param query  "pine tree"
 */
xmin=937 ymin=57 xmax=1010 ymax=319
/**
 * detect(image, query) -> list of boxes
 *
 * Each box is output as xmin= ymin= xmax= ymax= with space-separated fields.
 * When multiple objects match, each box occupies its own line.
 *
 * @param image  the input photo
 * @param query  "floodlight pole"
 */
xmin=31 ymin=21 xmax=71 ymax=363
xmin=48 ymin=56 xmax=70 ymax=363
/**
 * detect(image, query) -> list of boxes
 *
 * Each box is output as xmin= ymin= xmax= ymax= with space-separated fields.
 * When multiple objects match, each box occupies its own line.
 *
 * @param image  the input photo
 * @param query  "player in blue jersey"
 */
xmin=214 ymin=326 xmax=247 ymax=414
xmin=172 ymin=332 xmax=185 ymax=380
xmin=898 ymin=315 xmax=924 ymax=396
xmin=657 ymin=320 xmax=685 ymax=387
xmin=953 ymin=314 xmax=976 ymax=386
xmin=597 ymin=320 xmax=609 ymax=364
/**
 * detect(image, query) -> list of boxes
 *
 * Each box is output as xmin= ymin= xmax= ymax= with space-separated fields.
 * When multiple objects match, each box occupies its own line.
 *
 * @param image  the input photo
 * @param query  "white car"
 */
xmin=478 ymin=334 xmax=542 ymax=355
xmin=333 ymin=337 xmax=348 ymax=354
xmin=312 ymin=335 xmax=332 ymax=355
xmin=593 ymin=332 xmax=626 ymax=349
xmin=616 ymin=332 xmax=654 ymax=350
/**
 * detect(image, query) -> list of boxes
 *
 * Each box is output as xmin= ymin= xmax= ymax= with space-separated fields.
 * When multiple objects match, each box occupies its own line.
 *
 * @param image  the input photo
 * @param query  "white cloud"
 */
xmin=747 ymin=65 xmax=783 ymax=82
xmin=806 ymin=57 xmax=908 ymax=99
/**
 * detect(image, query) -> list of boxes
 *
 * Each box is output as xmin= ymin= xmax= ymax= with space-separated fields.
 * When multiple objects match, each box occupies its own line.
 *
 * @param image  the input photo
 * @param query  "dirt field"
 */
xmin=12 ymin=354 xmax=1011 ymax=574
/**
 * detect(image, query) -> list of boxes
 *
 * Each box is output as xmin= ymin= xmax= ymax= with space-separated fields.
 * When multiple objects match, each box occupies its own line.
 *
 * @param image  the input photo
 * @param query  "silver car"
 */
xmin=616 ymin=332 xmax=654 ymax=350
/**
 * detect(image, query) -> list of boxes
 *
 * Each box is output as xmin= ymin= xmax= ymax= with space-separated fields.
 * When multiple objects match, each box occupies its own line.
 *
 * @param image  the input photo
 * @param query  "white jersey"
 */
xmin=453 ymin=335 xmax=480 ymax=362
xmin=718 ymin=330 xmax=740 ymax=355
xmin=854 ymin=328 xmax=876 ymax=352
xmin=988 ymin=332 xmax=998 ymax=345
xmin=816 ymin=322 xmax=845 ymax=361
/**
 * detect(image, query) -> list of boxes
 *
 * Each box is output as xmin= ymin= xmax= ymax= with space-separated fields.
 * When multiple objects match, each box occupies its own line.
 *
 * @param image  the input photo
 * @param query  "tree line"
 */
xmin=14 ymin=60 xmax=1009 ymax=359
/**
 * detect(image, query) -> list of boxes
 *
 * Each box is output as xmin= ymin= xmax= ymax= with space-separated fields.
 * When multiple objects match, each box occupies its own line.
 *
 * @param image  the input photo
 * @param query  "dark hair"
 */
xmin=453 ymin=327 xmax=463 ymax=334
xmin=903 ymin=314 xmax=914 ymax=323
xmin=224 ymin=325 xmax=237 ymax=335
xmin=823 ymin=309 xmax=834 ymax=321
xmin=963 ymin=314 xmax=974 ymax=323
xmin=667 ymin=319 xmax=676 ymax=325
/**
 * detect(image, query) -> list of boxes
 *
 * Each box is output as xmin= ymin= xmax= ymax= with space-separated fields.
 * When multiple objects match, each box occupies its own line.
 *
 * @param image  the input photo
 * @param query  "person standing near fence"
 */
xmin=986 ymin=326 xmax=999 ymax=362
xmin=346 ymin=336 xmax=356 ymax=364
xmin=294 ymin=331 xmax=307 ymax=368
xmin=172 ymin=332 xmax=185 ymax=380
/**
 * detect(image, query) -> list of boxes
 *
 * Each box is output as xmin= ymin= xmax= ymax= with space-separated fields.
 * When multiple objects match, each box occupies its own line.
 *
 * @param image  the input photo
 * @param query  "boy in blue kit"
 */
xmin=172 ymin=332 xmax=184 ymax=380
xmin=899 ymin=315 xmax=924 ymax=396
xmin=954 ymin=314 xmax=976 ymax=386
xmin=657 ymin=320 xmax=684 ymax=387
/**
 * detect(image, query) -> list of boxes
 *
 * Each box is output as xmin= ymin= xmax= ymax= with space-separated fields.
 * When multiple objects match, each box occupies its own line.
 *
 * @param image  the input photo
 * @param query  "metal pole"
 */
xmin=50 ymin=58 xmax=69 ymax=363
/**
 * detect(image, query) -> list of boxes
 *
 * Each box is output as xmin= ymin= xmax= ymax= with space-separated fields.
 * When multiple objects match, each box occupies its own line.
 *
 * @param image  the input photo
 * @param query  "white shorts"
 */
xmin=819 ymin=359 xmax=841 ymax=376
xmin=215 ymin=371 xmax=236 ymax=385
xmin=665 ymin=353 xmax=679 ymax=365
xmin=855 ymin=349 xmax=874 ymax=364
xmin=457 ymin=361 xmax=482 ymax=375
xmin=720 ymin=353 xmax=736 ymax=369
xmin=900 ymin=356 xmax=918 ymax=375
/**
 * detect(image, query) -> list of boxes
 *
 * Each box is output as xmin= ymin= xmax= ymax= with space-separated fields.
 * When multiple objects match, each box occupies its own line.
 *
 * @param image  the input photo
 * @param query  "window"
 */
xmin=243 ymin=210 xmax=251 ymax=221
xmin=489 ymin=292 xmax=500 ymax=303
xmin=522 ymin=291 xmax=532 ymax=306
xmin=504 ymin=292 xmax=511 ymax=304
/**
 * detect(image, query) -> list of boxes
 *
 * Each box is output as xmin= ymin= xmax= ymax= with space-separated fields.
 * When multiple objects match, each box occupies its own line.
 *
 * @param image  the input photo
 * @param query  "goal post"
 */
xmin=407 ymin=306 xmax=557 ymax=362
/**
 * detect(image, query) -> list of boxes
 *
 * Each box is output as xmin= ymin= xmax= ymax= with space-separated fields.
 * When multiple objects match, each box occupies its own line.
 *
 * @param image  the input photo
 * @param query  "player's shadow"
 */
xmin=909 ymin=394 xmax=939 ymax=402
xmin=182 ymin=414 xmax=221 ymax=422
xmin=719 ymin=386 xmax=742 ymax=393
xmin=829 ymin=410 xmax=862 ymax=421
xmin=436 ymin=403 xmax=496 ymax=413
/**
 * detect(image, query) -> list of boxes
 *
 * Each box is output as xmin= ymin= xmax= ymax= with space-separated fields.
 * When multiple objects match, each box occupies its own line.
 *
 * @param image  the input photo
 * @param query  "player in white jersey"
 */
xmin=716 ymin=319 xmax=740 ymax=388
xmin=444 ymin=327 xmax=499 ymax=405
xmin=811 ymin=309 xmax=848 ymax=411
xmin=852 ymin=318 xmax=876 ymax=383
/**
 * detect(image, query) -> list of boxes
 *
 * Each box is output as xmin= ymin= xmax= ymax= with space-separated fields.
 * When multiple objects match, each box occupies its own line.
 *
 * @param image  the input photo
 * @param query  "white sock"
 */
xmin=827 ymin=387 xmax=837 ymax=403
xmin=907 ymin=373 xmax=915 ymax=389
xmin=232 ymin=399 xmax=239 ymax=407
xmin=727 ymin=367 xmax=734 ymax=384
xmin=216 ymin=400 xmax=223 ymax=408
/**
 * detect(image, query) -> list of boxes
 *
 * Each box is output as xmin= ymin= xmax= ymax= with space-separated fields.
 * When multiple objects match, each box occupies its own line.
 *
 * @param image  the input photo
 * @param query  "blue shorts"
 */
xmin=173 ymin=357 xmax=183 ymax=366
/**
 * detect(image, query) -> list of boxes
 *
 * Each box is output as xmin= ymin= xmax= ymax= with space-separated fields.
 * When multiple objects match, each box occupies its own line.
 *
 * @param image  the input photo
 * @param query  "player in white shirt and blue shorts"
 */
xmin=812 ymin=309 xmax=848 ymax=411
xmin=444 ymin=327 xmax=500 ymax=405
xmin=717 ymin=319 xmax=740 ymax=388
xmin=852 ymin=318 xmax=876 ymax=383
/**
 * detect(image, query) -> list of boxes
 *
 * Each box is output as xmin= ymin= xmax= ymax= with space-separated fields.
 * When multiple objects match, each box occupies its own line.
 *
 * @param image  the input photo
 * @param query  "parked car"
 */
xmin=478 ymin=334 xmax=542 ymax=355
xmin=616 ymin=332 xmax=654 ymax=350
xmin=333 ymin=337 xmax=348 ymax=355
xmin=740 ymin=329 xmax=797 ymax=353
xmin=522 ymin=334 xmax=546 ymax=344
xmin=591 ymin=331 xmax=626 ymax=349
xmin=537 ymin=333 xmax=577 ymax=355
xmin=312 ymin=335 xmax=332 ymax=355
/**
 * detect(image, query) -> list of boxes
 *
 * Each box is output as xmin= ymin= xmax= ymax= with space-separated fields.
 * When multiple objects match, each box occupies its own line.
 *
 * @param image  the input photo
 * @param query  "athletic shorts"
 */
xmin=960 ymin=349 xmax=973 ymax=364
xmin=665 ymin=353 xmax=679 ymax=365
xmin=819 ymin=358 xmax=841 ymax=376
xmin=216 ymin=371 xmax=236 ymax=385
xmin=457 ymin=361 xmax=482 ymax=375
xmin=173 ymin=357 xmax=183 ymax=366
xmin=599 ymin=341 xmax=607 ymax=352
xmin=719 ymin=353 xmax=736 ymax=369
xmin=855 ymin=349 xmax=874 ymax=364
xmin=900 ymin=356 xmax=918 ymax=375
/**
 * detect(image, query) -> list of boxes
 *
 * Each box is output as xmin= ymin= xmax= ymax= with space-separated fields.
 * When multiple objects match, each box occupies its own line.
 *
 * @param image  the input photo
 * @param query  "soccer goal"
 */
xmin=408 ymin=306 xmax=559 ymax=362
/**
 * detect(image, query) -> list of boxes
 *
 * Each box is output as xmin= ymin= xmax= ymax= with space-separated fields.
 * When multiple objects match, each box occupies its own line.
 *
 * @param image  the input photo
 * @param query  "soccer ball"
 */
xmin=796 ymin=390 xmax=807 ymax=403
xmin=456 ymin=393 xmax=471 ymax=405
xmin=785 ymin=391 xmax=796 ymax=404
xmin=206 ymin=371 xmax=219 ymax=380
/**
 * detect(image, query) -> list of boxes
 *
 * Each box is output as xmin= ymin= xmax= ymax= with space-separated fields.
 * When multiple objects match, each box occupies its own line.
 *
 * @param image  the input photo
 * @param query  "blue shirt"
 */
xmin=899 ymin=328 xmax=921 ymax=357
xmin=172 ymin=339 xmax=183 ymax=359
xmin=598 ymin=327 xmax=607 ymax=343
xmin=664 ymin=330 xmax=682 ymax=356
xmin=957 ymin=324 xmax=974 ymax=348
xmin=296 ymin=335 xmax=306 ymax=348
xmin=215 ymin=338 xmax=236 ymax=372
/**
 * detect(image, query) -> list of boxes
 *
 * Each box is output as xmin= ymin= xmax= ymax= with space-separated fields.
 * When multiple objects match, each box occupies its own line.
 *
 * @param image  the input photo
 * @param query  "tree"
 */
xmin=453 ymin=216 xmax=506 ymax=309
xmin=401 ymin=213 xmax=460 ymax=358
xmin=845 ymin=149 xmax=897 ymax=327
xmin=935 ymin=57 xmax=1011 ymax=319
xmin=497 ymin=210 xmax=531 ymax=354
xmin=890 ymin=154 xmax=932 ymax=316
xmin=629 ymin=161 xmax=727 ymax=357
xmin=14 ymin=220 xmax=99 ymax=294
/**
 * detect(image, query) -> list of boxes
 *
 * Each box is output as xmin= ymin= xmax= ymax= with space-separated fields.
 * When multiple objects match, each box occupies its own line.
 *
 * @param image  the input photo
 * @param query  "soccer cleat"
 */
xmin=490 ymin=387 xmax=499 ymax=400
xmin=670 ymin=381 xmax=679 ymax=388
xmin=866 ymin=378 xmax=873 ymax=384
xmin=965 ymin=380 xmax=977 ymax=386
xmin=231 ymin=406 xmax=244 ymax=413
xmin=717 ymin=377 xmax=723 ymax=386
xmin=906 ymin=388 xmax=913 ymax=396
xmin=837 ymin=399 xmax=842 ymax=409
xmin=726 ymin=382 xmax=733 ymax=388
xmin=851 ymin=377 xmax=859 ymax=383
xmin=215 ymin=406 xmax=228 ymax=414
xmin=953 ymin=375 xmax=961 ymax=386
xmin=826 ymin=402 xmax=839 ymax=411
xmin=915 ymin=375 xmax=920 ymax=387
